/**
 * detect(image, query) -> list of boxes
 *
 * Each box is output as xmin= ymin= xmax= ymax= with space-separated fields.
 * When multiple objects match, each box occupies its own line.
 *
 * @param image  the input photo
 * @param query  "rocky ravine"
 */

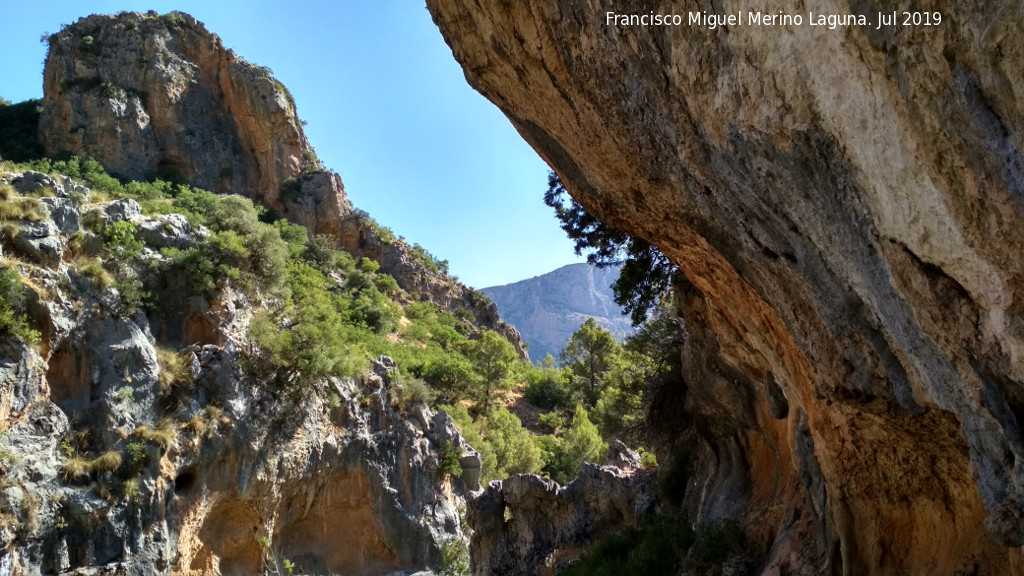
xmin=0 ymin=169 xmax=479 ymax=576
xmin=482 ymin=263 xmax=633 ymax=361
xmin=40 ymin=11 xmax=525 ymax=359
xmin=428 ymin=1 xmax=1024 ymax=575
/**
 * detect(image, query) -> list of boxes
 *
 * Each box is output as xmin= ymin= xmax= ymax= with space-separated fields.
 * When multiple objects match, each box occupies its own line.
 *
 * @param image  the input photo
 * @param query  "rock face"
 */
xmin=40 ymin=12 xmax=312 ymax=208
xmin=427 ymin=2 xmax=1024 ymax=574
xmin=467 ymin=464 xmax=654 ymax=576
xmin=0 ymin=171 xmax=470 ymax=576
xmin=39 ymin=11 xmax=527 ymax=358
xmin=482 ymin=263 xmax=632 ymax=361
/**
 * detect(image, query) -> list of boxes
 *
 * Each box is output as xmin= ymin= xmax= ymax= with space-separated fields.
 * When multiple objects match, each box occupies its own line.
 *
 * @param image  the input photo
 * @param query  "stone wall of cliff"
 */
xmin=427 ymin=1 xmax=1024 ymax=574
xmin=39 ymin=11 xmax=525 ymax=356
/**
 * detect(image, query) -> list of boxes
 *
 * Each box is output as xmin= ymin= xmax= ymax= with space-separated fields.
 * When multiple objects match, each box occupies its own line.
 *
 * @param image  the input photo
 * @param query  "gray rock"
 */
xmin=467 ymin=464 xmax=655 ymax=575
xmin=40 ymin=196 xmax=81 ymax=234
xmin=137 ymin=213 xmax=204 ymax=249
xmin=58 ymin=175 xmax=90 ymax=199
xmin=13 ymin=171 xmax=60 ymax=195
xmin=104 ymin=198 xmax=141 ymax=222
xmin=604 ymin=440 xmax=640 ymax=471
xmin=13 ymin=220 xmax=63 ymax=264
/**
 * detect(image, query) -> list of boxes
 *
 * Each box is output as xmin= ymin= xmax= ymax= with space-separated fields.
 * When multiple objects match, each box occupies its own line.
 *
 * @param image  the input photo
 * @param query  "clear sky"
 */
xmin=0 ymin=2 xmax=586 ymax=288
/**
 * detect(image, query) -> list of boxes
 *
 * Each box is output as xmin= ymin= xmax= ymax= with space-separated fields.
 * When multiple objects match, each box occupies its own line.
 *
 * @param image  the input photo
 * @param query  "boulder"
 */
xmin=137 ymin=213 xmax=204 ymax=249
xmin=104 ymin=198 xmax=141 ymax=222
xmin=40 ymin=196 xmax=80 ymax=234
xmin=13 ymin=220 xmax=63 ymax=265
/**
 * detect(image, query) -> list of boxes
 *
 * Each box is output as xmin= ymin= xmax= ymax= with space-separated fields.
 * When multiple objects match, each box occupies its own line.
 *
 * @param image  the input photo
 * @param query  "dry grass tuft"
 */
xmin=134 ymin=418 xmax=179 ymax=451
xmin=157 ymin=348 xmax=193 ymax=393
xmin=74 ymin=256 xmax=113 ymax=291
xmin=89 ymin=450 xmax=123 ymax=473
xmin=61 ymin=456 xmax=92 ymax=483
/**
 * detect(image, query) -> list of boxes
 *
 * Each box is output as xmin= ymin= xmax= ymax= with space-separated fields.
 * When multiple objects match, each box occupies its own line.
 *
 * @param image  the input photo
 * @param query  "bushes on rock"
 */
xmin=0 ymin=268 xmax=40 ymax=344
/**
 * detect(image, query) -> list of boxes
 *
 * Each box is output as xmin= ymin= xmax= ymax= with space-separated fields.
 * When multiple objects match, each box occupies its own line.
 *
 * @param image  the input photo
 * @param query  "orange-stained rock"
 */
xmin=40 ymin=12 xmax=313 ymax=214
xmin=427 ymin=1 xmax=1024 ymax=574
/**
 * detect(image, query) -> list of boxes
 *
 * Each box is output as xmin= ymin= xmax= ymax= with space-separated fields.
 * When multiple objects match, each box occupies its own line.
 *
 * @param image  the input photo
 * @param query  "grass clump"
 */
xmin=74 ymin=256 xmax=114 ymax=291
xmin=61 ymin=456 xmax=92 ymax=483
xmin=0 ymin=197 xmax=46 ymax=222
xmin=134 ymin=418 xmax=178 ymax=451
xmin=0 ymin=267 xmax=41 ymax=344
xmin=157 ymin=348 xmax=193 ymax=393
xmin=89 ymin=450 xmax=123 ymax=474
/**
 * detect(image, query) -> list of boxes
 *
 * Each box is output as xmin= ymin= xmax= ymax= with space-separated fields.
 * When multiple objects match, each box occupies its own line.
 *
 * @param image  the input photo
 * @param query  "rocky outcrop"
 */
xmin=467 ymin=464 xmax=654 ymax=576
xmin=482 ymin=263 xmax=632 ymax=361
xmin=40 ymin=12 xmax=313 ymax=209
xmin=39 ymin=12 xmax=526 ymax=357
xmin=427 ymin=2 xmax=1024 ymax=574
xmin=0 ymin=171 xmax=470 ymax=576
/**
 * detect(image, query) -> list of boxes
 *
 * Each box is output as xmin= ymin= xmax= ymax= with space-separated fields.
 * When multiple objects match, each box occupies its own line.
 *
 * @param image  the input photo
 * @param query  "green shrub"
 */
xmin=393 ymin=375 xmax=433 ymax=408
xmin=563 ymin=511 xmax=694 ymax=576
xmin=438 ymin=442 xmax=463 ymax=478
xmin=421 ymin=356 xmax=474 ymax=403
xmin=103 ymin=220 xmax=144 ymax=261
xmin=303 ymin=234 xmax=340 ymax=271
xmin=541 ymin=405 xmax=606 ymax=484
xmin=445 ymin=404 xmax=542 ymax=483
xmin=0 ymin=268 xmax=40 ymax=344
xmin=524 ymin=365 xmax=569 ymax=409
xmin=437 ymin=537 xmax=470 ymax=576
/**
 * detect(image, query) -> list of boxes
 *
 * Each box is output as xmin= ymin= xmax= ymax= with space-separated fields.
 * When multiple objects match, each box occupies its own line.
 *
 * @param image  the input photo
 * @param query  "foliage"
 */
xmin=560 ymin=318 xmax=620 ymax=407
xmin=544 ymin=171 xmax=677 ymax=325
xmin=103 ymin=220 xmax=144 ymax=261
xmin=444 ymin=404 xmax=543 ymax=483
xmin=0 ymin=268 xmax=40 ymax=344
xmin=392 ymin=374 xmax=434 ymax=408
xmin=540 ymin=405 xmax=606 ymax=485
xmin=0 ymin=99 xmax=44 ymax=162
xmin=523 ymin=363 xmax=570 ymax=409
xmin=563 ymin=511 xmax=694 ymax=576
xmin=438 ymin=442 xmax=463 ymax=478
xmin=464 ymin=330 xmax=518 ymax=413
xmin=438 ymin=537 xmax=470 ymax=576
xmin=421 ymin=355 xmax=475 ymax=404
xmin=538 ymin=411 xmax=564 ymax=432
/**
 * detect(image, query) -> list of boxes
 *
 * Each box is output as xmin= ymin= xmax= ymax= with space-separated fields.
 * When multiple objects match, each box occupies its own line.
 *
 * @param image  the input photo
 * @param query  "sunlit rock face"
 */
xmin=40 ymin=12 xmax=312 ymax=210
xmin=428 ymin=1 xmax=1024 ymax=574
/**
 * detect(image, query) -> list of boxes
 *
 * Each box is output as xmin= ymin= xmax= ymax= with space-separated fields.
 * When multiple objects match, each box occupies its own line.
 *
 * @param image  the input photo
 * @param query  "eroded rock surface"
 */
xmin=0 ymin=174 xmax=470 ymax=576
xmin=467 ymin=464 xmax=654 ymax=576
xmin=427 ymin=1 xmax=1024 ymax=574
xmin=41 ymin=12 xmax=312 ymax=208
xmin=40 ymin=12 xmax=526 ymax=356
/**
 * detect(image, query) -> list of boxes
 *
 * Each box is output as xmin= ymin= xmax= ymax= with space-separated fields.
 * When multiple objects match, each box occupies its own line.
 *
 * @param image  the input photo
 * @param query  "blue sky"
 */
xmin=0 ymin=2 xmax=586 ymax=288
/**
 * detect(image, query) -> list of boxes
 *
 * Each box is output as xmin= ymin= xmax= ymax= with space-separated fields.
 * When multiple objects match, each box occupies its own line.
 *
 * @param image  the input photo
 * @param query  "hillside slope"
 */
xmin=482 ymin=263 xmax=632 ymax=361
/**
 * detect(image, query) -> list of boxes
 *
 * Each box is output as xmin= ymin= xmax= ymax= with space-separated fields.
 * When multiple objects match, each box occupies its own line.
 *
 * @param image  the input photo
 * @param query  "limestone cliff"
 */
xmin=0 ymin=169 xmax=477 ymax=576
xmin=41 ymin=11 xmax=312 ymax=208
xmin=482 ymin=263 xmax=633 ymax=361
xmin=40 ymin=11 xmax=525 ymax=357
xmin=427 ymin=1 xmax=1024 ymax=574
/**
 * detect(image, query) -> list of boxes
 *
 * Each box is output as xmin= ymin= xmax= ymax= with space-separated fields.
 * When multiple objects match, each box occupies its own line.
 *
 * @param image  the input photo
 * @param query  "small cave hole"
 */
xmin=174 ymin=470 xmax=197 ymax=495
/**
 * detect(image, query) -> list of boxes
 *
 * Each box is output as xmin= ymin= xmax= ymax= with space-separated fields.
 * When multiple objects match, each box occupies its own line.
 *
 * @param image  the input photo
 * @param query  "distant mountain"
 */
xmin=482 ymin=263 xmax=633 ymax=362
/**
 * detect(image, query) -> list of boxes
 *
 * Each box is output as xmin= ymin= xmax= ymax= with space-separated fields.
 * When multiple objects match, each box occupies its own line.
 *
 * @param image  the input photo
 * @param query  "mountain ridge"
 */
xmin=482 ymin=262 xmax=632 ymax=362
